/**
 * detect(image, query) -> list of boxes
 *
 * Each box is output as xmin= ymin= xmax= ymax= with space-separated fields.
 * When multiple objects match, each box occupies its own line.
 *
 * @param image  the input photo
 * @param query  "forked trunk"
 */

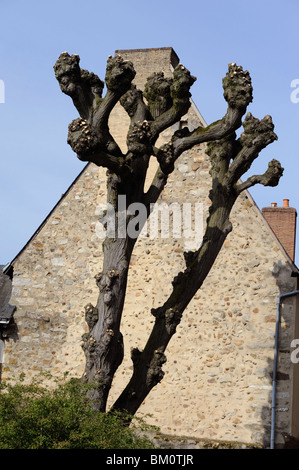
xmin=54 ymin=51 xmax=282 ymax=420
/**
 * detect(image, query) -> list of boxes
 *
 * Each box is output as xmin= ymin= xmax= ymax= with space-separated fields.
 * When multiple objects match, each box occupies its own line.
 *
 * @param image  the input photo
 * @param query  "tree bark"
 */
xmin=81 ymin=166 xmax=149 ymax=411
xmin=82 ymin=234 xmax=133 ymax=411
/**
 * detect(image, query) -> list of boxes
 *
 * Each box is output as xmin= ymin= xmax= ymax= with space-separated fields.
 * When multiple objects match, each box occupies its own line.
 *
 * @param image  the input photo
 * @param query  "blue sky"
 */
xmin=0 ymin=0 xmax=298 ymax=265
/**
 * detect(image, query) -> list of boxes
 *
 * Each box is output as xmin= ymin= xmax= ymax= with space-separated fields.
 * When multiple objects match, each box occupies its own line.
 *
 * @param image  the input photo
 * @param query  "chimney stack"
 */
xmin=114 ymin=47 xmax=180 ymax=90
xmin=262 ymin=200 xmax=297 ymax=261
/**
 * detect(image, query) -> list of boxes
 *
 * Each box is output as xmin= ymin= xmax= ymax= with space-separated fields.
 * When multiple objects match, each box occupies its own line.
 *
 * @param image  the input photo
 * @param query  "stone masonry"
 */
xmin=2 ymin=48 xmax=299 ymax=448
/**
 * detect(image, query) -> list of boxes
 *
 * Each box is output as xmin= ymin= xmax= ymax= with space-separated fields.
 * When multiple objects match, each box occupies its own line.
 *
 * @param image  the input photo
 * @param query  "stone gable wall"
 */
xmin=2 ymin=48 xmax=299 ymax=448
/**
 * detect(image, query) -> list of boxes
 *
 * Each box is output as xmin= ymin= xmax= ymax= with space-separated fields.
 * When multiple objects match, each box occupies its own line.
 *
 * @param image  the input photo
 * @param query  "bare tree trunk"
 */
xmin=82 ymin=163 xmax=149 ymax=411
xmin=82 ymin=235 xmax=133 ymax=411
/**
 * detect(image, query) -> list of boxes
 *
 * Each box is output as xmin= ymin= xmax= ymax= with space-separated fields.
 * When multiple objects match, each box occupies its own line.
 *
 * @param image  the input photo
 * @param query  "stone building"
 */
xmin=1 ymin=48 xmax=299 ymax=449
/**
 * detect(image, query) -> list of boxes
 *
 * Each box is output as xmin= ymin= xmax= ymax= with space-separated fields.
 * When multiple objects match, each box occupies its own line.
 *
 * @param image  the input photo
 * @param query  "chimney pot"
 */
xmin=271 ymin=202 xmax=277 ymax=207
xmin=283 ymin=199 xmax=289 ymax=208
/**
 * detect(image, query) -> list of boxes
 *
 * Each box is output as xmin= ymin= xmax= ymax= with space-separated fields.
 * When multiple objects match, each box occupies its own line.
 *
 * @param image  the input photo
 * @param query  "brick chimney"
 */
xmin=262 ymin=199 xmax=297 ymax=261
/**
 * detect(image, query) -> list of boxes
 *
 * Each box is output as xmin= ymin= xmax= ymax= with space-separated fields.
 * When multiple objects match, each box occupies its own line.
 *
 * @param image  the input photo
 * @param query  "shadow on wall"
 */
xmin=260 ymin=261 xmax=299 ymax=449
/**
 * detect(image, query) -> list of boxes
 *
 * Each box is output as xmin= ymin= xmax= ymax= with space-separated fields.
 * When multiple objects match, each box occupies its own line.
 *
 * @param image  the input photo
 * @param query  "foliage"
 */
xmin=0 ymin=373 xmax=157 ymax=449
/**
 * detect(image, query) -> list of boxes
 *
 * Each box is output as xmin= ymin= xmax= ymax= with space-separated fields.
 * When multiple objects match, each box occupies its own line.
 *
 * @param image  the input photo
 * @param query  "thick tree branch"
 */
xmin=93 ymin=55 xmax=136 ymax=133
xmin=154 ymin=142 xmax=176 ymax=175
xmin=120 ymin=85 xmax=154 ymax=158
xmin=171 ymin=63 xmax=253 ymax=158
xmin=143 ymin=164 xmax=168 ymax=208
xmin=88 ymin=54 xmax=136 ymax=159
xmin=143 ymin=72 xmax=173 ymax=119
xmin=126 ymin=120 xmax=153 ymax=156
xmin=54 ymin=52 xmax=104 ymax=120
xmin=120 ymin=84 xmax=151 ymax=126
xmin=66 ymin=117 xmax=131 ymax=175
xmin=235 ymin=159 xmax=284 ymax=194
xmin=150 ymin=64 xmax=253 ymax=174
xmin=224 ymin=113 xmax=278 ymax=189
xmin=55 ymin=52 xmax=137 ymax=169
xmin=149 ymin=64 xmax=196 ymax=142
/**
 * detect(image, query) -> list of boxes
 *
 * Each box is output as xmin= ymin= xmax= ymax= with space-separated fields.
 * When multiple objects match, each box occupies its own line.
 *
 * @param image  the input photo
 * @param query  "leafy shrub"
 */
xmin=0 ymin=374 xmax=157 ymax=449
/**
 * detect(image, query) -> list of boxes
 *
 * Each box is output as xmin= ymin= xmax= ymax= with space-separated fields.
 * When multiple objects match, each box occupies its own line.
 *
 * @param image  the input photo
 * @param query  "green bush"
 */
xmin=0 ymin=374 xmax=157 ymax=449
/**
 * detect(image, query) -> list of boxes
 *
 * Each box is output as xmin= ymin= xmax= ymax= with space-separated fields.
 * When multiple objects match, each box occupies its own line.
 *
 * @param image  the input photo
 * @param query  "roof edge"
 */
xmin=244 ymin=189 xmax=299 ymax=272
xmin=5 ymin=163 xmax=90 ymax=271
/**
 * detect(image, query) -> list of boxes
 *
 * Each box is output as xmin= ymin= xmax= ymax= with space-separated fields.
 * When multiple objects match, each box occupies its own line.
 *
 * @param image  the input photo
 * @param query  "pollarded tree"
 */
xmin=54 ymin=52 xmax=283 ymax=416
